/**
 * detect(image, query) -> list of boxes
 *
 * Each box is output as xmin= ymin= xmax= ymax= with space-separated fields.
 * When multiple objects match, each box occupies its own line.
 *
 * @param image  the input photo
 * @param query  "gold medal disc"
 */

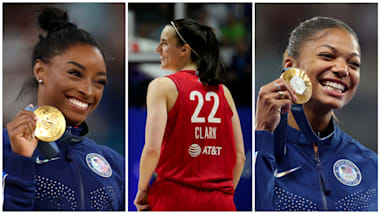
xmin=280 ymin=68 xmax=312 ymax=104
xmin=34 ymin=105 xmax=66 ymax=142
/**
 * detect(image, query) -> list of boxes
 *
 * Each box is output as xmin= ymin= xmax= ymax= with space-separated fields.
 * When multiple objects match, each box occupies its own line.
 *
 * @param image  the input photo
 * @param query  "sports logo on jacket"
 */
xmin=188 ymin=144 xmax=222 ymax=157
xmin=86 ymin=153 xmax=112 ymax=178
xmin=333 ymin=159 xmax=361 ymax=186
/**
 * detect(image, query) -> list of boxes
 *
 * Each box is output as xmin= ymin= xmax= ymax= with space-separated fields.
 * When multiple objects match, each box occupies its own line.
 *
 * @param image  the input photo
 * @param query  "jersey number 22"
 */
xmin=189 ymin=90 xmax=221 ymax=123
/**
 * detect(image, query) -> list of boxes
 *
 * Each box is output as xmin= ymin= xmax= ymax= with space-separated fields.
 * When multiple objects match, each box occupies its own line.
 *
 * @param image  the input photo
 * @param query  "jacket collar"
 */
xmin=58 ymin=122 xmax=89 ymax=145
xmin=286 ymin=120 xmax=339 ymax=145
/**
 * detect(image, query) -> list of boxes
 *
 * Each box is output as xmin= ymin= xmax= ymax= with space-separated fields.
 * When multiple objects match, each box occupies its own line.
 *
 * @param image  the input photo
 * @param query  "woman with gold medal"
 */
xmin=255 ymin=17 xmax=377 ymax=211
xmin=3 ymin=7 xmax=125 ymax=210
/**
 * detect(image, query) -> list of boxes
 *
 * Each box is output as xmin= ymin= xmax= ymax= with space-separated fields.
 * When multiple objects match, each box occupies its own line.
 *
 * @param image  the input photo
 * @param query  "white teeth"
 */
xmin=68 ymin=98 xmax=88 ymax=109
xmin=324 ymin=85 xmax=343 ymax=93
xmin=322 ymin=81 xmax=345 ymax=93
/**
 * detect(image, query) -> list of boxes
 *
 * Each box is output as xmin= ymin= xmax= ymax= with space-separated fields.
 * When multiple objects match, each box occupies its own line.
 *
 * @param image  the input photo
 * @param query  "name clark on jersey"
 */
xmin=195 ymin=126 xmax=217 ymax=139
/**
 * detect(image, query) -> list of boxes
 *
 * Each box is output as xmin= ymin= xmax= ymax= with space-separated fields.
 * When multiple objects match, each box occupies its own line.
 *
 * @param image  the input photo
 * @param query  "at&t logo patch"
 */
xmin=188 ymin=144 xmax=202 ymax=157
xmin=188 ymin=144 xmax=222 ymax=157
xmin=333 ymin=159 xmax=361 ymax=186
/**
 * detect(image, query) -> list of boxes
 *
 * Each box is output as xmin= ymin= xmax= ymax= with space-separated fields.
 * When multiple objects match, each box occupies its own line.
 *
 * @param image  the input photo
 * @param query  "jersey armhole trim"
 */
xmin=166 ymin=75 xmax=181 ymax=118
xmin=220 ymin=85 xmax=234 ymax=117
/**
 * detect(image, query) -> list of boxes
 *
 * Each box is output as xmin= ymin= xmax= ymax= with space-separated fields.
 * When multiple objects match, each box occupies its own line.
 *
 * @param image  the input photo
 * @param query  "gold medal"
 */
xmin=280 ymin=68 xmax=312 ymax=104
xmin=34 ymin=105 xmax=66 ymax=142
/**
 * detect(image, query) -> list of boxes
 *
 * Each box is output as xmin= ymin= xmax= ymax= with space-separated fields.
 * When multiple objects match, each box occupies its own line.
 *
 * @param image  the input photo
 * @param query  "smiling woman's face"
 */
xmin=35 ymin=43 xmax=107 ymax=125
xmin=291 ymin=28 xmax=361 ymax=112
xmin=156 ymin=25 xmax=183 ymax=71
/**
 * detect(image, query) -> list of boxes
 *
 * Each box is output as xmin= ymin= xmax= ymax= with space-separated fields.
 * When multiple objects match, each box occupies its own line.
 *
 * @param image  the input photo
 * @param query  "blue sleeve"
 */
xmin=3 ymin=129 xmax=36 ymax=210
xmin=255 ymin=130 xmax=276 ymax=211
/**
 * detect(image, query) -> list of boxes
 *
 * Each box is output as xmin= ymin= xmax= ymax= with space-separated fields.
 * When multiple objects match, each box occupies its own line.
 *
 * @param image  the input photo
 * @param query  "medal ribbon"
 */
xmin=291 ymin=104 xmax=334 ymax=143
xmin=274 ymin=104 xmax=334 ymax=156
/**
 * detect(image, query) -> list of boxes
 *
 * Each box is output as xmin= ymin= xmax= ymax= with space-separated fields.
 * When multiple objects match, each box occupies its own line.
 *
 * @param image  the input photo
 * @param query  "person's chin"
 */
xmin=66 ymin=117 xmax=85 ymax=126
xmin=321 ymin=98 xmax=345 ymax=110
xmin=62 ymin=111 xmax=87 ymax=126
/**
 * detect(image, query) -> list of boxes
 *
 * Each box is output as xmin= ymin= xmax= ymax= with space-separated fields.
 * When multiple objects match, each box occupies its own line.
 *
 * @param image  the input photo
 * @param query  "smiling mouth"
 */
xmin=320 ymin=80 xmax=348 ymax=94
xmin=68 ymin=98 xmax=89 ymax=110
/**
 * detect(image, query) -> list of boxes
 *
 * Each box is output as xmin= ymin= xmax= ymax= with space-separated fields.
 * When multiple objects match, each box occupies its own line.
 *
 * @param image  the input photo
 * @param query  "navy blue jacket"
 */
xmin=255 ymin=124 xmax=377 ymax=211
xmin=3 ymin=125 xmax=125 ymax=211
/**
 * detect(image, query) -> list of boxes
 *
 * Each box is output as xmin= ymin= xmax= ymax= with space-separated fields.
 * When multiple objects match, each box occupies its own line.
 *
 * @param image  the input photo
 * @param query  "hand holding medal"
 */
xmin=273 ymin=68 xmax=313 ymax=156
xmin=256 ymin=67 xmax=312 ymax=132
xmin=6 ymin=105 xmax=66 ymax=157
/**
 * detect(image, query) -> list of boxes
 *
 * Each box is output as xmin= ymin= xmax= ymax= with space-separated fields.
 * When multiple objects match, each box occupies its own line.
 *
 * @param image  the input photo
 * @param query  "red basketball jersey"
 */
xmin=155 ymin=70 xmax=236 ymax=194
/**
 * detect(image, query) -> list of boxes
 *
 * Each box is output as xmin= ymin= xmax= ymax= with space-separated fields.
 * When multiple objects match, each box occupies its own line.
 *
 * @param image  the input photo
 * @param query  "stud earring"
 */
xmin=38 ymin=79 xmax=43 ymax=84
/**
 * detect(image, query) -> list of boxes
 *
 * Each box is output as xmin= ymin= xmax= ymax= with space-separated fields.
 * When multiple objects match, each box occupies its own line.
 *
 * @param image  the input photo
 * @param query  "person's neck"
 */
xmin=176 ymin=63 xmax=197 ymax=72
xmin=288 ymin=103 xmax=333 ymax=134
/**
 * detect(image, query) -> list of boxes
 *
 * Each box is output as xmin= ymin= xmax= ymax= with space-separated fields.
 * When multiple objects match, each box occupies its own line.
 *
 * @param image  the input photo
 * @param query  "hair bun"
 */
xmin=38 ymin=7 xmax=76 ymax=33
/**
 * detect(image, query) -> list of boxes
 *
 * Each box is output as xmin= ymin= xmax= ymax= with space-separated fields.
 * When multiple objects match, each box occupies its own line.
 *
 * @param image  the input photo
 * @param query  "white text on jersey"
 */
xmin=195 ymin=126 xmax=217 ymax=139
xmin=202 ymin=146 xmax=222 ymax=155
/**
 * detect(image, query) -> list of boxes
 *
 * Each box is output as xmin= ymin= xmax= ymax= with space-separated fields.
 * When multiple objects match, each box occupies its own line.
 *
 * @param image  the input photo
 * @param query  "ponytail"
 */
xmin=197 ymin=26 xmax=225 ymax=85
xmin=170 ymin=19 xmax=225 ymax=85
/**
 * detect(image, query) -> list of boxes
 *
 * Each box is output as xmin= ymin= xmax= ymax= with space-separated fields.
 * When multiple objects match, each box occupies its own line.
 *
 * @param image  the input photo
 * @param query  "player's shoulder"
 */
xmin=221 ymin=84 xmax=231 ymax=97
xmin=149 ymin=77 xmax=176 ymax=89
xmin=148 ymin=77 xmax=177 ymax=95
xmin=220 ymin=84 xmax=235 ymax=108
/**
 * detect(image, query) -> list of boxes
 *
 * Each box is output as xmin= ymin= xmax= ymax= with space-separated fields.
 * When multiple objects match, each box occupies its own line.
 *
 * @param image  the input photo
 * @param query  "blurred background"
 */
xmin=128 ymin=3 xmax=252 ymax=211
xmin=256 ymin=3 xmax=377 ymax=153
xmin=3 ymin=3 xmax=125 ymax=155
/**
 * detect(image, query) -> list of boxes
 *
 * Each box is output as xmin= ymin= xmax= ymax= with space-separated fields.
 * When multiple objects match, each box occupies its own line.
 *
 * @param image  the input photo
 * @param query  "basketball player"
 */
xmin=134 ymin=19 xmax=246 ymax=211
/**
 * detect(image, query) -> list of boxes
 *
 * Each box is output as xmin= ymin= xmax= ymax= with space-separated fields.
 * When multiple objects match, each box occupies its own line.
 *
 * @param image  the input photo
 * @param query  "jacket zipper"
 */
xmin=314 ymin=143 xmax=330 ymax=210
xmin=70 ymin=150 xmax=85 ymax=210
